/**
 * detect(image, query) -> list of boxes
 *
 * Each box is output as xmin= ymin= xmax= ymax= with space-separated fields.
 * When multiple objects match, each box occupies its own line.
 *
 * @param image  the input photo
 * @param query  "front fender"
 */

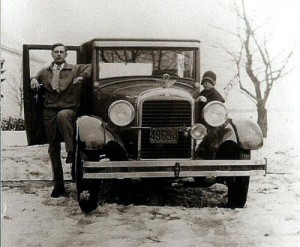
xmin=198 ymin=119 xmax=263 ymax=158
xmin=76 ymin=116 xmax=114 ymax=150
xmin=230 ymin=119 xmax=263 ymax=150
xmin=197 ymin=124 xmax=236 ymax=159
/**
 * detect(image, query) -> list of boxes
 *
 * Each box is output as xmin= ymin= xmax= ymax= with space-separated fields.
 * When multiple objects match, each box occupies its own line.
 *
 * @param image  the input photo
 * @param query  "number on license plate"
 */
xmin=150 ymin=128 xmax=178 ymax=144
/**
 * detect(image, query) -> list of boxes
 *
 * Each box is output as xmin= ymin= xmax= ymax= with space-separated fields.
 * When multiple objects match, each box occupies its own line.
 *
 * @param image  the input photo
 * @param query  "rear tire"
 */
xmin=227 ymin=149 xmax=250 ymax=208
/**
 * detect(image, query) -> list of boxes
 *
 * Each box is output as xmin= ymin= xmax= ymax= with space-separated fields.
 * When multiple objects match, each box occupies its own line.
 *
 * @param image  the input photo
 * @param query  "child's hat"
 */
xmin=201 ymin=71 xmax=216 ymax=86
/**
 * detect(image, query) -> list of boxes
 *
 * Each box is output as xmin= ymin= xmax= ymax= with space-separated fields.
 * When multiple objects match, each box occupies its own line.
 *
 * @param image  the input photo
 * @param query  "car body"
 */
xmin=23 ymin=39 xmax=266 ymax=212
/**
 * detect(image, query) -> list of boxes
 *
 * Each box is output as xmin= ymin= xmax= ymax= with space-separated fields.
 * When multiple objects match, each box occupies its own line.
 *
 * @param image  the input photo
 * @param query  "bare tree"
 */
xmin=218 ymin=0 xmax=293 ymax=137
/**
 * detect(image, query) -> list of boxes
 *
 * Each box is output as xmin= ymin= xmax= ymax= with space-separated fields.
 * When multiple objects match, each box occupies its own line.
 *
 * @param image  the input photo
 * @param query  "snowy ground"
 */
xmin=1 ymin=123 xmax=300 ymax=247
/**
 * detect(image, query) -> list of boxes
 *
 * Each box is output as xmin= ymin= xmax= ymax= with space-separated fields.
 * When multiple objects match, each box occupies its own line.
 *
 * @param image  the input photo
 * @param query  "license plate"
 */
xmin=150 ymin=128 xmax=178 ymax=144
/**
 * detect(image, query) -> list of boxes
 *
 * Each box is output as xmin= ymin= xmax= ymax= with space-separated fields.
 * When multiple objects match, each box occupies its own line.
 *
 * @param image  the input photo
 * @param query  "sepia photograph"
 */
xmin=1 ymin=0 xmax=300 ymax=246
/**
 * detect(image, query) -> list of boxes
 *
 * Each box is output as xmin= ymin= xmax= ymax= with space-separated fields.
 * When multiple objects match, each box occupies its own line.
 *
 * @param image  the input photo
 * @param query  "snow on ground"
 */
xmin=1 ymin=122 xmax=300 ymax=247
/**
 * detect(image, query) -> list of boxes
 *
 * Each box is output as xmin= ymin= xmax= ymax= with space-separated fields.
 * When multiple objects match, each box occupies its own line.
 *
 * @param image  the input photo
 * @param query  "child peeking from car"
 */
xmin=198 ymin=70 xmax=225 ymax=104
xmin=197 ymin=71 xmax=225 ymax=124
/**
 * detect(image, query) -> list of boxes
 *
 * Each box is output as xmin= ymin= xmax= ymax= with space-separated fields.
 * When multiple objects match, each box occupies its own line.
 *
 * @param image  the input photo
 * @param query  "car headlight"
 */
xmin=202 ymin=101 xmax=228 ymax=127
xmin=108 ymin=100 xmax=135 ymax=126
xmin=191 ymin=123 xmax=207 ymax=140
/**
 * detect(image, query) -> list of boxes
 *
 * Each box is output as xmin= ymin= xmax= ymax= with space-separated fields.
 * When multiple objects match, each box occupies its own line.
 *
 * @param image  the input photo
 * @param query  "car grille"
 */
xmin=141 ymin=100 xmax=192 ymax=159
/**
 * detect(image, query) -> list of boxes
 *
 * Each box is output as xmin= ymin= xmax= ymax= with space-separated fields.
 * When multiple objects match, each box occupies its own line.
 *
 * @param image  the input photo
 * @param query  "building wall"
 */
xmin=1 ymin=45 xmax=45 ymax=119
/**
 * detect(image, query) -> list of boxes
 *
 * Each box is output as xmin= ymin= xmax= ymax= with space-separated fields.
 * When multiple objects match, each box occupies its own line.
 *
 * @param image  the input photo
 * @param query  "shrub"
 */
xmin=1 ymin=117 xmax=25 ymax=131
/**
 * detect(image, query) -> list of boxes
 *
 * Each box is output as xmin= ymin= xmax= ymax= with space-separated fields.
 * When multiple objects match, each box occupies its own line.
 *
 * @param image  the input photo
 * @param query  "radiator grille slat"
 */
xmin=141 ymin=100 xmax=192 ymax=159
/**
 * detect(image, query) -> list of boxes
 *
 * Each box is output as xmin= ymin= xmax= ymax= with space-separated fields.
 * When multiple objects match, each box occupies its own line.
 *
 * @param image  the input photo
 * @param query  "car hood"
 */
xmin=94 ymin=78 xmax=200 ymax=105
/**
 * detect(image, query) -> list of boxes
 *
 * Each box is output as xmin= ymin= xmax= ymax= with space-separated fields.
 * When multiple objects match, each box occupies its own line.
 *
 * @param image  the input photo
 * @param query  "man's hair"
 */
xmin=51 ymin=43 xmax=67 ymax=52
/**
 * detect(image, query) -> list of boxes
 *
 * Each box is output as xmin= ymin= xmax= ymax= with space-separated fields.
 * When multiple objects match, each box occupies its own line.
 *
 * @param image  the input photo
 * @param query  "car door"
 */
xmin=23 ymin=44 xmax=82 ymax=145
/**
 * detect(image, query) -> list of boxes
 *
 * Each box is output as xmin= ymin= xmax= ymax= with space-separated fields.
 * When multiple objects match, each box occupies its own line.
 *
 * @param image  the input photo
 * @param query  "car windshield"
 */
xmin=97 ymin=48 xmax=195 ymax=80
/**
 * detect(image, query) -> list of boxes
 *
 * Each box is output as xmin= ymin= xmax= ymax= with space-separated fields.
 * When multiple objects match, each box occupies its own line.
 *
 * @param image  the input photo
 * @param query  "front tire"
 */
xmin=227 ymin=149 xmax=250 ymax=208
xmin=75 ymin=142 xmax=99 ymax=213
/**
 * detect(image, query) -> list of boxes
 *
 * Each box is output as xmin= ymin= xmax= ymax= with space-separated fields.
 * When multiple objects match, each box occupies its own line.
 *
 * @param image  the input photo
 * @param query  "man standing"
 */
xmin=30 ymin=43 xmax=91 ymax=198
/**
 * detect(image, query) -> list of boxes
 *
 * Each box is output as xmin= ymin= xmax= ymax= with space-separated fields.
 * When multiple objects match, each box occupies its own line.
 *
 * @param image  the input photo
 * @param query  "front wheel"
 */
xmin=75 ymin=143 xmax=99 ymax=213
xmin=227 ymin=149 xmax=250 ymax=208
xmin=227 ymin=176 xmax=250 ymax=208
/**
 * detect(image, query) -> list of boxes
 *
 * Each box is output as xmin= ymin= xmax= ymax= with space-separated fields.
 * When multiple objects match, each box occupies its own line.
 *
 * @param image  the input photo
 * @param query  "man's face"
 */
xmin=51 ymin=46 xmax=67 ymax=65
xmin=202 ymin=80 xmax=214 ymax=90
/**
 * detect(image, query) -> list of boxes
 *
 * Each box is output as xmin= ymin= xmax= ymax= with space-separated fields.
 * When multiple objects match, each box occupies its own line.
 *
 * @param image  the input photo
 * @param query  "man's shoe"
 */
xmin=51 ymin=187 xmax=65 ymax=198
xmin=66 ymin=151 xmax=74 ymax=163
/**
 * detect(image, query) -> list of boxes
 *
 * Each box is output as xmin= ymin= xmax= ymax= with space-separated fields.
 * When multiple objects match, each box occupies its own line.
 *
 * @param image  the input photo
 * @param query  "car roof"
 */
xmin=82 ymin=38 xmax=200 ymax=48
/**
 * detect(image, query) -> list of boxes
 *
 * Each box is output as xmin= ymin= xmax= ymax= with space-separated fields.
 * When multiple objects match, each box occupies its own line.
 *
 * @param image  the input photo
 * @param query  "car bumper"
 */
xmin=82 ymin=159 xmax=267 ymax=179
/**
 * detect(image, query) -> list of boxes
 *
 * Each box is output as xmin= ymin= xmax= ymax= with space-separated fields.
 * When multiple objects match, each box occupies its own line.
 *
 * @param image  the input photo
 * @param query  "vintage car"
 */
xmin=23 ymin=39 xmax=266 ymax=212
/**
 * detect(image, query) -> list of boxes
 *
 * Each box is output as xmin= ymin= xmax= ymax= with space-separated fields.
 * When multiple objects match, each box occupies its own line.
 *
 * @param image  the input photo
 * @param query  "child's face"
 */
xmin=202 ymin=80 xmax=214 ymax=90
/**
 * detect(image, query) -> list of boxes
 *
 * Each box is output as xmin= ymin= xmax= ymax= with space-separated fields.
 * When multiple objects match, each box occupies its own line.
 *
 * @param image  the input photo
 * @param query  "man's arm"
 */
xmin=30 ymin=71 xmax=42 ymax=91
xmin=79 ymin=64 xmax=92 ymax=81
xmin=73 ymin=64 xmax=92 ymax=84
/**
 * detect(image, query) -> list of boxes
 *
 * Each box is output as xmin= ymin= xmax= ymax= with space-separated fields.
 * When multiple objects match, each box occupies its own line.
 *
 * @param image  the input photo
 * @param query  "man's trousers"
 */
xmin=43 ymin=108 xmax=77 ymax=188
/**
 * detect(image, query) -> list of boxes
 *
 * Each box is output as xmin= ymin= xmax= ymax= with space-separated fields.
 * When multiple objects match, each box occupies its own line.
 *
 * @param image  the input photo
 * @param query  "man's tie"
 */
xmin=51 ymin=65 xmax=61 ymax=92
